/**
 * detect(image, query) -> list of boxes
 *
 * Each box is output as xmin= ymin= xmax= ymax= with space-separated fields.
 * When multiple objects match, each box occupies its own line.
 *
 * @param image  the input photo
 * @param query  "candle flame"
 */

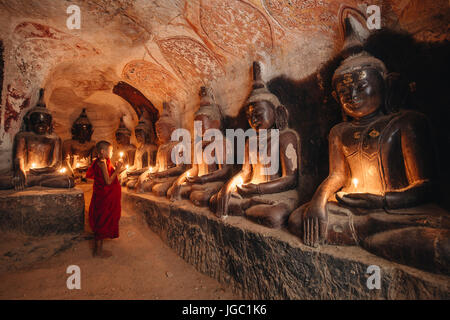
xmin=352 ymin=178 xmax=359 ymax=189
xmin=119 ymin=152 xmax=124 ymax=158
xmin=31 ymin=163 xmax=36 ymax=168
xmin=125 ymin=164 xmax=129 ymax=170
xmin=59 ymin=167 xmax=67 ymax=173
xmin=75 ymin=162 xmax=80 ymax=168
xmin=229 ymin=176 xmax=244 ymax=191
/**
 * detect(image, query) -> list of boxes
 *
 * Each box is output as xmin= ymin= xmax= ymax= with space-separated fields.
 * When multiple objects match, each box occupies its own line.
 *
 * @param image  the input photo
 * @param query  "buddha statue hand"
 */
xmin=186 ymin=175 xmax=203 ymax=184
xmin=13 ymin=169 xmax=26 ymax=191
xmin=236 ymin=183 xmax=260 ymax=196
xmin=336 ymin=192 xmax=385 ymax=209
xmin=303 ymin=203 xmax=328 ymax=247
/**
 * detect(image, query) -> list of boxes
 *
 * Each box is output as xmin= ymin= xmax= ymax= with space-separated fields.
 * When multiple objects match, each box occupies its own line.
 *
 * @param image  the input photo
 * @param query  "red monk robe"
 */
xmin=86 ymin=158 xmax=121 ymax=240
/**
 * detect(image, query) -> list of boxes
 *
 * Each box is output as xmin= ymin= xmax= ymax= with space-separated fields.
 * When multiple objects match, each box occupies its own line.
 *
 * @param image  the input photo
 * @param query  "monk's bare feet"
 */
xmin=97 ymin=249 xmax=113 ymax=259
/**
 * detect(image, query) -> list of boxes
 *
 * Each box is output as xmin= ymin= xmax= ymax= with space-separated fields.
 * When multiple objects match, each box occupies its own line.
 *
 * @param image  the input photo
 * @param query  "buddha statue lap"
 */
xmin=211 ymin=62 xmax=300 ymax=229
xmin=136 ymin=102 xmax=187 ymax=196
xmin=287 ymin=16 xmax=450 ymax=275
xmin=0 ymin=89 xmax=75 ymax=190
xmin=62 ymin=108 xmax=96 ymax=182
xmin=167 ymin=86 xmax=232 ymax=207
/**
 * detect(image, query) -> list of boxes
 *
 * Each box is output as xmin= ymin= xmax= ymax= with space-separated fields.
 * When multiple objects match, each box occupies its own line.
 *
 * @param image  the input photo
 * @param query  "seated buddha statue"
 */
xmin=167 ymin=86 xmax=232 ymax=207
xmin=0 ymin=88 xmax=75 ymax=190
xmin=211 ymin=62 xmax=300 ymax=229
xmin=124 ymin=115 xmax=158 ymax=189
xmin=288 ymin=17 xmax=449 ymax=275
xmin=62 ymin=108 xmax=96 ymax=182
xmin=112 ymin=116 xmax=136 ymax=176
xmin=136 ymin=102 xmax=188 ymax=196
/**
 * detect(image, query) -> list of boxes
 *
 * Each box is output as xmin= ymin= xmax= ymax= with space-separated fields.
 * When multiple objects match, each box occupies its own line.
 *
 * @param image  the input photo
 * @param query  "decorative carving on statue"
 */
xmin=62 ymin=108 xmax=96 ymax=182
xmin=211 ymin=62 xmax=300 ymax=229
xmin=200 ymin=0 xmax=273 ymax=56
xmin=0 ymin=89 xmax=74 ymax=190
xmin=287 ymin=15 xmax=450 ymax=276
xmin=167 ymin=86 xmax=232 ymax=207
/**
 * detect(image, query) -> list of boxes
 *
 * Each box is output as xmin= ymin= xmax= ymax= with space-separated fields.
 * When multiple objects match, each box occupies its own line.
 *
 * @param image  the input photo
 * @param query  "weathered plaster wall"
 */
xmin=0 ymin=1 xmax=448 ymax=197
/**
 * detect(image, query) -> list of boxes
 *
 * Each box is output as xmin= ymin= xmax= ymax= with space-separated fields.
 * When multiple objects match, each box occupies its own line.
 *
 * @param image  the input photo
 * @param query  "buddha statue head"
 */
xmin=71 ymin=108 xmax=93 ymax=143
xmin=245 ymin=61 xmax=289 ymax=132
xmin=155 ymin=102 xmax=177 ymax=144
xmin=195 ymin=86 xmax=223 ymax=135
xmin=115 ymin=116 xmax=132 ymax=145
xmin=134 ymin=115 xmax=152 ymax=145
xmin=25 ymin=88 xmax=53 ymax=135
xmin=332 ymin=16 xmax=389 ymax=121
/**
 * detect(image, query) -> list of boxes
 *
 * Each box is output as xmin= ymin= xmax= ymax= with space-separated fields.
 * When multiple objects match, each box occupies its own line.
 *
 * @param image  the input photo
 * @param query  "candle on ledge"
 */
xmin=119 ymin=152 xmax=124 ymax=159
xmin=59 ymin=167 xmax=67 ymax=174
xmin=31 ymin=163 xmax=36 ymax=169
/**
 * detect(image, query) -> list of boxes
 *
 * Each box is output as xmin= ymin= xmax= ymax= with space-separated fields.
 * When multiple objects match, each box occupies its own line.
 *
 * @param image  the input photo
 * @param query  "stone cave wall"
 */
xmin=0 ymin=0 xmax=449 ymax=206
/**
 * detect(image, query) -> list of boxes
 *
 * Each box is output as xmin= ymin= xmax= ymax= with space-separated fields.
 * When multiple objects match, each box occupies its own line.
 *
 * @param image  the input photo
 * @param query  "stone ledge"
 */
xmin=0 ymin=187 xmax=85 ymax=236
xmin=123 ymin=190 xmax=450 ymax=300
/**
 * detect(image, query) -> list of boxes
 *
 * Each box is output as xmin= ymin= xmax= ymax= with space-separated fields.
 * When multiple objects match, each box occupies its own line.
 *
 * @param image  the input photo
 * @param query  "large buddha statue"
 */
xmin=167 ymin=86 xmax=232 ymax=207
xmin=211 ymin=62 xmax=300 ymax=229
xmin=136 ymin=102 xmax=187 ymax=196
xmin=0 ymin=89 xmax=75 ymax=190
xmin=62 ymin=108 xmax=96 ymax=182
xmin=288 ymin=17 xmax=449 ymax=275
xmin=123 ymin=115 xmax=158 ymax=189
xmin=112 ymin=116 xmax=136 ymax=169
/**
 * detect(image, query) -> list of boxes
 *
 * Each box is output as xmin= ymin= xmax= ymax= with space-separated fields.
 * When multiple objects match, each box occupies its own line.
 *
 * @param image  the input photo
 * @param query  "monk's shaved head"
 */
xmin=96 ymin=140 xmax=111 ymax=154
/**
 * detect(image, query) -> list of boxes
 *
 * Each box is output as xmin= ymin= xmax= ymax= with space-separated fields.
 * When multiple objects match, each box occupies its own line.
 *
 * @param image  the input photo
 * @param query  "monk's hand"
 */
xmin=336 ymin=192 xmax=385 ymax=209
xmin=302 ymin=203 xmax=327 ymax=248
xmin=236 ymin=183 xmax=258 ymax=196
xmin=186 ymin=175 xmax=202 ymax=184
xmin=13 ymin=170 xmax=26 ymax=191
xmin=115 ymin=161 xmax=123 ymax=172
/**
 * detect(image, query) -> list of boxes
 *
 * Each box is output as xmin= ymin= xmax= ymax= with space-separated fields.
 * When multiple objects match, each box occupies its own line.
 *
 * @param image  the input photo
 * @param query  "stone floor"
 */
xmin=0 ymin=182 xmax=238 ymax=300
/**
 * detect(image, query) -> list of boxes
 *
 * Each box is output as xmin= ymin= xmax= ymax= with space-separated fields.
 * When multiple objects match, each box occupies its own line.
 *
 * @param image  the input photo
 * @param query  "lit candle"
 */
xmin=31 ymin=163 xmax=36 ymax=169
xmin=125 ymin=164 xmax=129 ymax=170
xmin=59 ymin=167 xmax=67 ymax=174
xmin=229 ymin=175 xmax=244 ymax=191
xmin=119 ymin=152 xmax=124 ymax=159
xmin=352 ymin=178 xmax=359 ymax=189
xmin=75 ymin=162 xmax=80 ymax=168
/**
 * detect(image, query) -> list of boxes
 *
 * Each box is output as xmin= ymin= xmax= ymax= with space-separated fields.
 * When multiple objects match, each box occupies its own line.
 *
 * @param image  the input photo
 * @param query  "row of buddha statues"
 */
xmin=0 ymin=17 xmax=448 ymax=276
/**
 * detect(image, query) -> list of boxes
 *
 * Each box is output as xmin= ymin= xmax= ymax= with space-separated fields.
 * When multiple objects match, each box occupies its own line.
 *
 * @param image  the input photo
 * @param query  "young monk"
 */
xmin=86 ymin=140 xmax=124 ymax=258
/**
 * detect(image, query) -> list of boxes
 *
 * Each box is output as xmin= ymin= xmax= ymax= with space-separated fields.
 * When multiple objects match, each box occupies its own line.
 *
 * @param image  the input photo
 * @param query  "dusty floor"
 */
xmin=0 ymin=183 xmax=238 ymax=300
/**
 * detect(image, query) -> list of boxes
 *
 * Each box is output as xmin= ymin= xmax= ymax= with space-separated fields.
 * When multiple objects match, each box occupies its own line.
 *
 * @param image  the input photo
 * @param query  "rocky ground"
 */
xmin=0 ymin=183 xmax=238 ymax=300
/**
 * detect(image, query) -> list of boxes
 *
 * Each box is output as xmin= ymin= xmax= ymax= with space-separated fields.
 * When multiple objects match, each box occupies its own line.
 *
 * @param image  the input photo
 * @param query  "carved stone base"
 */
xmin=123 ymin=190 xmax=450 ymax=299
xmin=0 ymin=187 xmax=85 ymax=236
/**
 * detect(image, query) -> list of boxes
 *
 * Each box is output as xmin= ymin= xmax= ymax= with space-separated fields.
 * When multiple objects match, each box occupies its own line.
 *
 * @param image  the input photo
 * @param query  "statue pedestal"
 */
xmin=123 ymin=189 xmax=450 ymax=299
xmin=0 ymin=187 xmax=85 ymax=236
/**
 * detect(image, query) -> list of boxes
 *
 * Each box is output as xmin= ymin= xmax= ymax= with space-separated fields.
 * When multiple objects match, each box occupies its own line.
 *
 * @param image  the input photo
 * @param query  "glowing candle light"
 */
xmin=119 ymin=152 xmax=124 ymax=159
xmin=229 ymin=175 xmax=244 ymax=191
xmin=125 ymin=164 xmax=129 ymax=170
xmin=59 ymin=167 xmax=67 ymax=174
xmin=75 ymin=162 xmax=80 ymax=168
xmin=352 ymin=178 xmax=359 ymax=189
xmin=31 ymin=163 xmax=36 ymax=169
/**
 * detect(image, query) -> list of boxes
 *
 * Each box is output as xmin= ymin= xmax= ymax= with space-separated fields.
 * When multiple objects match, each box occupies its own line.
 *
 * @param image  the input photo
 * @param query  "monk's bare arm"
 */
xmin=99 ymin=161 xmax=120 ymax=185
